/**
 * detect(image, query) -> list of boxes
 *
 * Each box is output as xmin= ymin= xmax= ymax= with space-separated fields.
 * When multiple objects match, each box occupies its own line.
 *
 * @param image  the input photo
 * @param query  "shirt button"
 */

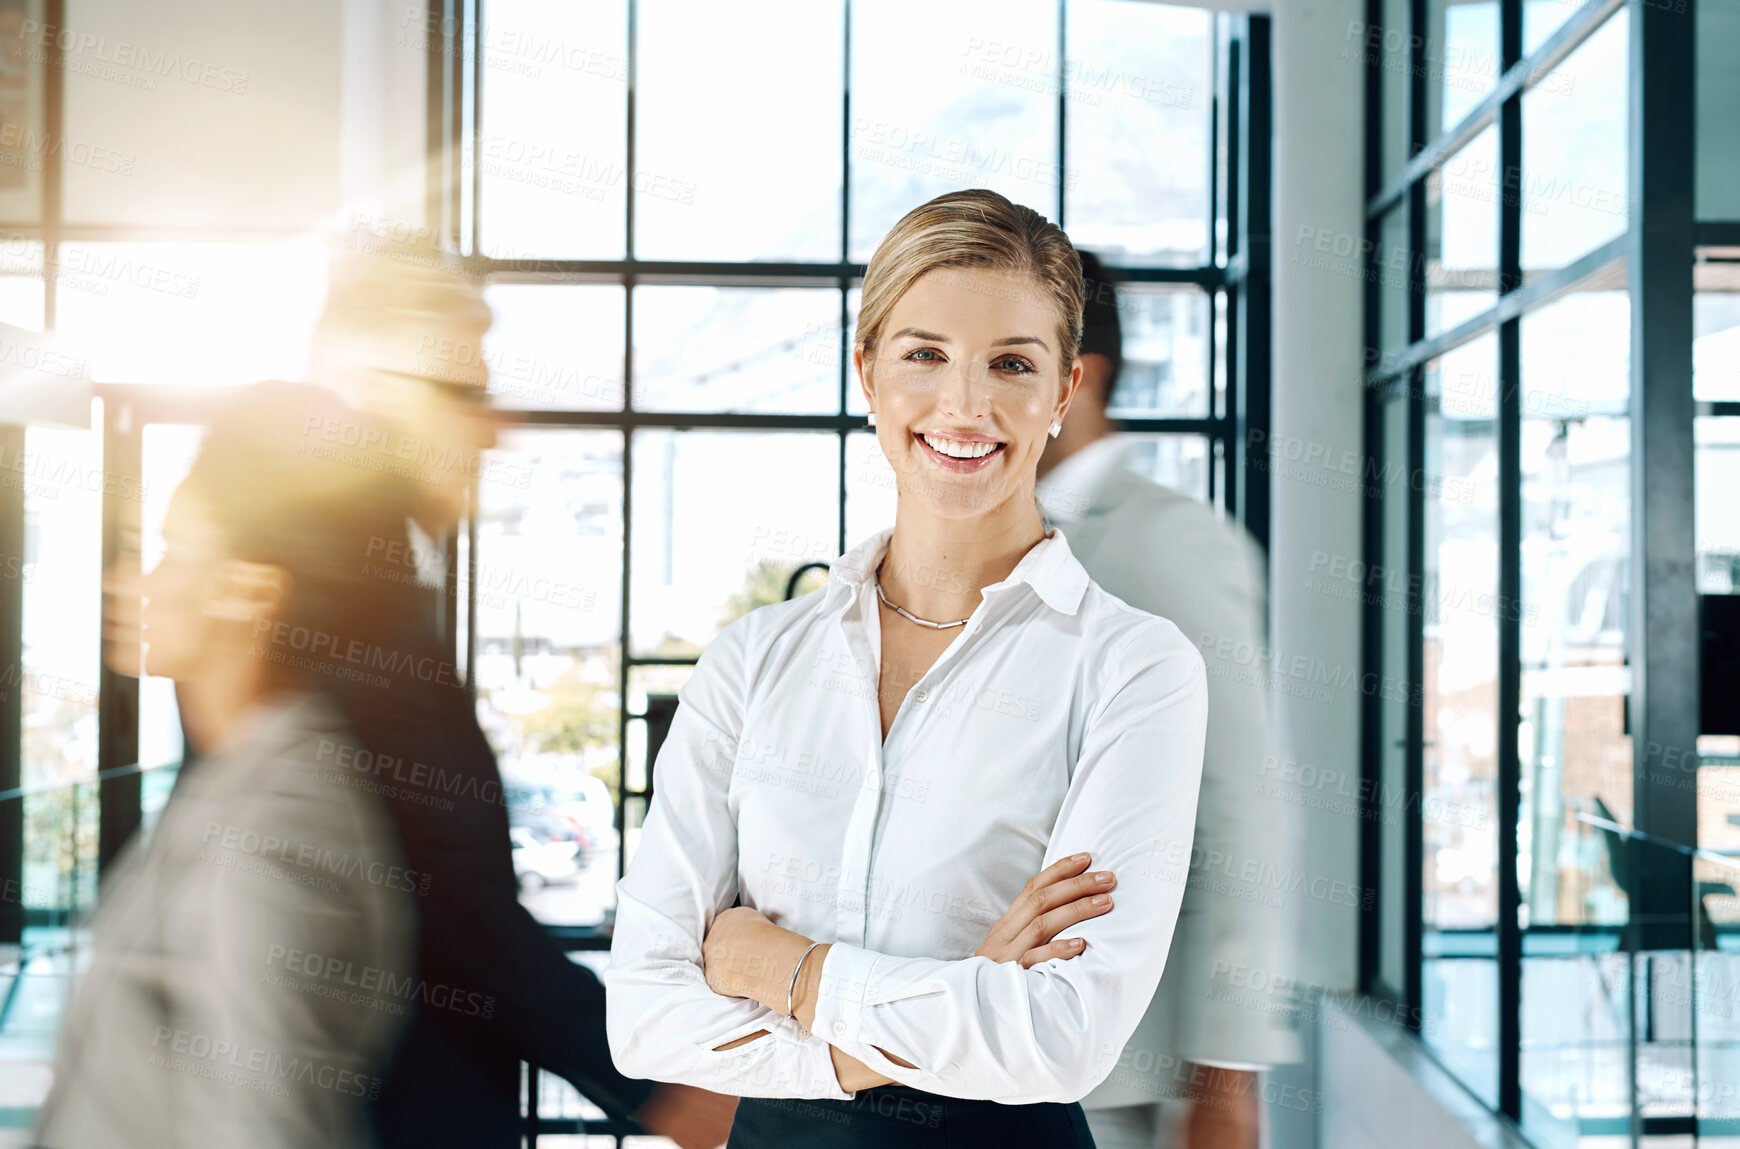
xmin=833 ymin=1022 xmax=846 ymax=1035
xmin=914 ymin=689 xmax=928 ymax=702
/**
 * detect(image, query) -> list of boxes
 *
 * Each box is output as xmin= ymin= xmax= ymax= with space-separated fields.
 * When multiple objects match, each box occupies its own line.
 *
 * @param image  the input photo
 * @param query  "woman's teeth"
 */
xmin=920 ymin=433 xmax=1003 ymax=459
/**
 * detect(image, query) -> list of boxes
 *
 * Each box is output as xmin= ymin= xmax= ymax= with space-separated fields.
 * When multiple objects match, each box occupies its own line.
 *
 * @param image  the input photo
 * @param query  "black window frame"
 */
xmin=1357 ymin=0 xmax=1716 ymax=1140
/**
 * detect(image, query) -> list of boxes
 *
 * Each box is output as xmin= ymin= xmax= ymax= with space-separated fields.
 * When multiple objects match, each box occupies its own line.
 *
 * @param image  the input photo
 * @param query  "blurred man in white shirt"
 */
xmin=1037 ymin=252 xmax=1303 ymax=1149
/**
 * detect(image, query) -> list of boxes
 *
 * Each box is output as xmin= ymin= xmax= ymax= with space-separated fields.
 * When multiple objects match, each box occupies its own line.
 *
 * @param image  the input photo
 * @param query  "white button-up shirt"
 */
xmin=604 ymin=526 xmax=1208 ymax=1104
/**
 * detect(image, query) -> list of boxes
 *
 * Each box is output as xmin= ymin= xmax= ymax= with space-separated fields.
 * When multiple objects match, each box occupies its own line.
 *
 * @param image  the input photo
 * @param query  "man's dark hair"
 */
xmin=1077 ymin=249 xmax=1123 ymax=403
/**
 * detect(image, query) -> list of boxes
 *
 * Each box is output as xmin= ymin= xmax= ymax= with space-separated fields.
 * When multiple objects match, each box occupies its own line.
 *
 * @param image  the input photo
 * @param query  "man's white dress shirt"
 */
xmin=604 ymin=526 xmax=1208 ymax=1105
xmin=1041 ymin=437 xmax=1303 ymax=1112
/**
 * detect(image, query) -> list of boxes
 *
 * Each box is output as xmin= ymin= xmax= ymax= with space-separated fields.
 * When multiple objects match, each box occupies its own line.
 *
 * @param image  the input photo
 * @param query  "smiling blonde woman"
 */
xmin=604 ymin=189 xmax=1209 ymax=1149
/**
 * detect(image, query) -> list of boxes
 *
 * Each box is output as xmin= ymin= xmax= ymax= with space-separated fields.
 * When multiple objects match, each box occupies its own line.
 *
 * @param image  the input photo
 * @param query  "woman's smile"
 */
xmin=913 ymin=429 xmax=1008 ymax=473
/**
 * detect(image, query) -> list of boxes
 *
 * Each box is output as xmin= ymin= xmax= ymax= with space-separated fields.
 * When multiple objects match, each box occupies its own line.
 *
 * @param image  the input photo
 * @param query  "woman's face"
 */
xmin=104 ymin=486 xmax=260 ymax=682
xmin=858 ymin=266 xmax=1080 ymax=520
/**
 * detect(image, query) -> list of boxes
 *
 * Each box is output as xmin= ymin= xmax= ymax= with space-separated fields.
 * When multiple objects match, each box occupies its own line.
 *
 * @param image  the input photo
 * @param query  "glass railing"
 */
xmin=1529 ymin=811 xmax=1740 ymax=1144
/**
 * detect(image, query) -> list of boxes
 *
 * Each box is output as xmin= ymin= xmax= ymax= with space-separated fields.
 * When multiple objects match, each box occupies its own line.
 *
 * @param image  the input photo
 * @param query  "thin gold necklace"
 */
xmin=873 ymin=560 xmax=971 ymax=629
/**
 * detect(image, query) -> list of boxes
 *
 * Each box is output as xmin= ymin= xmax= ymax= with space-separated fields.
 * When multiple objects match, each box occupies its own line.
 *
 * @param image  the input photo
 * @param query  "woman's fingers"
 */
xmin=977 ymin=855 xmax=1090 ymax=957
xmin=1015 ymin=872 xmax=1117 ymax=951
xmin=1031 ymin=888 xmax=1114 ymax=946
xmin=1033 ymin=869 xmax=1117 ymax=916
xmin=976 ymin=855 xmax=1121 ymax=964
xmin=1019 ymin=935 xmax=1088 ymax=969
xmin=1022 ymin=852 xmax=1093 ymax=896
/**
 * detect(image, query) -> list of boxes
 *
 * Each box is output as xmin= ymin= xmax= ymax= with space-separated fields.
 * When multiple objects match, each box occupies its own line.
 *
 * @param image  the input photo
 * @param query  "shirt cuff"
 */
xmin=810 ymin=941 xmax=878 ymax=1048
xmin=693 ymin=1014 xmax=855 ymax=1100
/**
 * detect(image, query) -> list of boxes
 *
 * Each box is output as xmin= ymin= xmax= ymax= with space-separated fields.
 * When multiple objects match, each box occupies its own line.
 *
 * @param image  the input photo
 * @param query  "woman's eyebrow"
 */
xmin=891 ymin=326 xmax=950 ymax=342
xmin=991 ymin=335 xmax=1049 ymax=350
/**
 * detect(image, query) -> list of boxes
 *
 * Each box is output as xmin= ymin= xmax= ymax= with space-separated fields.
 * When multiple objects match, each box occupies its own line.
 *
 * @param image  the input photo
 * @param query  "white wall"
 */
xmin=1268 ymin=0 xmax=1367 ymax=999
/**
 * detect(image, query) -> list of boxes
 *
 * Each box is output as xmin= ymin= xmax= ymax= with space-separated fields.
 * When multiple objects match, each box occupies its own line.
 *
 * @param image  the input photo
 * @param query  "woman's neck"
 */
xmin=879 ymin=495 xmax=1048 ymax=624
xmin=176 ymin=646 xmax=277 ymax=760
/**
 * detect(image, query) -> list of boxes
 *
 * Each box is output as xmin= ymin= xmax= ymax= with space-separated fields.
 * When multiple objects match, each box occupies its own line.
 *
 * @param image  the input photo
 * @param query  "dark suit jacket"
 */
xmin=338 ymin=612 xmax=659 ymax=1147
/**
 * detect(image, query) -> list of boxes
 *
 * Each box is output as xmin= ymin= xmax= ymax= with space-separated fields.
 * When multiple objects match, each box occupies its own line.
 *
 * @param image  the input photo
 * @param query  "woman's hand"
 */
xmin=701 ymin=905 xmax=779 ymax=1000
xmin=976 ymin=852 xmax=1116 ymax=967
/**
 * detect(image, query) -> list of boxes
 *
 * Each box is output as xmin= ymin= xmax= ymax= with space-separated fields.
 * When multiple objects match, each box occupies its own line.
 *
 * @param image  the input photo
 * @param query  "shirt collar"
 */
xmin=1035 ymin=436 xmax=1128 ymax=523
xmin=825 ymin=525 xmax=1091 ymax=617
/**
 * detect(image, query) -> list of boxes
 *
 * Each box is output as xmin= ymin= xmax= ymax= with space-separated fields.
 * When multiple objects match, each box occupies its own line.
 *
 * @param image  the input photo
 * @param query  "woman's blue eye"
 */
xmin=904 ymin=348 xmax=940 ymax=362
xmin=994 ymin=356 xmax=1035 ymax=374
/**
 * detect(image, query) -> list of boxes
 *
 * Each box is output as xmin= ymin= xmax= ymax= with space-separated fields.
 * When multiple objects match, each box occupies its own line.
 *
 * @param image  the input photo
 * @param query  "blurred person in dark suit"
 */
xmin=36 ymin=383 xmax=420 ymax=1148
xmin=1037 ymin=253 xmax=1303 ymax=1149
xmin=306 ymin=232 xmax=736 ymax=1149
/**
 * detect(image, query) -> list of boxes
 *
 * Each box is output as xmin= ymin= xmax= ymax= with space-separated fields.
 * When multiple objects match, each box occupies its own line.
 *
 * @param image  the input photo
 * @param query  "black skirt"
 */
xmin=727 ymin=1084 xmax=1098 ymax=1149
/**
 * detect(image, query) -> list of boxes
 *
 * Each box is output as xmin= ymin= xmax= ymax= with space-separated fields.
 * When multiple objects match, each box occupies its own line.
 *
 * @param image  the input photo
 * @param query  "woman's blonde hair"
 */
xmin=856 ymin=189 xmax=1085 ymax=374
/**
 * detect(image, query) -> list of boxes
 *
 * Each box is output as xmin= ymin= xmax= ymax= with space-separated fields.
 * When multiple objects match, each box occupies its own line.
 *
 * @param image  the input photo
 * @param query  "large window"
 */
xmin=0 ymin=1 xmax=1274 ymax=1145
xmin=1360 ymin=0 xmax=1736 ymax=1141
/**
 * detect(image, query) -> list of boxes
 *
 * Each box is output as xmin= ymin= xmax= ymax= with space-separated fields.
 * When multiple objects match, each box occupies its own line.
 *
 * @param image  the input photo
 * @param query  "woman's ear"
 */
xmin=854 ymin=344 xmax=875 ymax=416
xmin=204 ymin=560 xmax=292 ymax=627
xmin=1054 ymin=356 xmax=1085 ymax=428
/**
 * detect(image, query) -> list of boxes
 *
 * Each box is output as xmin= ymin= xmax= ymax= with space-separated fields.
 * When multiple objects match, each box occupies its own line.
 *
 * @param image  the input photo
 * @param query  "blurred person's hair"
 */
xmin=313 ymin=227 xmax=493 ymax=389
xmin=179 ymin=380 xmax=424 ymax=692
xmin=1076 ymin=250 xmax=1123 ymax=395
xmin=856 ymin=189 xmax=1085 ymax=371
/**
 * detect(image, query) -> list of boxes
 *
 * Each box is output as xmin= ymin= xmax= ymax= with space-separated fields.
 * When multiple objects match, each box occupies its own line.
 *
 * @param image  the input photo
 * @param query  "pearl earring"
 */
xmin=1048 ymin=420 xmax=1062 ymax=438
xmin=867 ymin=411 xmax=877 ymax=427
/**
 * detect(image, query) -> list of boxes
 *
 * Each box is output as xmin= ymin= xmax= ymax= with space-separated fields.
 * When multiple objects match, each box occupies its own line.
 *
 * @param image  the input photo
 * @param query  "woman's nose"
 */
xmin=935 ymin=358 xmax=993 ymax=417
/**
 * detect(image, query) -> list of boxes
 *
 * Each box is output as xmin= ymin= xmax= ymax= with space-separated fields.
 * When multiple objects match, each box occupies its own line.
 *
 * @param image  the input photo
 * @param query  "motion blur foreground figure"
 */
xmin=35 ymin=384 xmax=420 ymax=1149
xmin=308 ymin=235 xmax=736 ymax=1149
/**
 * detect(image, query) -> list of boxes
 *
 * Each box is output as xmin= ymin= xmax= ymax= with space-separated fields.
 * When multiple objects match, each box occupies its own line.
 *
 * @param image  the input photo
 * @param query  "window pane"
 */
xmin=849 ymin=0 xmax=1059 ymax=262
xmin=9 ymin=422 xmax=103 ymax=1134
xmin=53 ymin=241 xmax=327 ymax=385
xmin=473 ymin=429 xmax=625 ymax=927
xmin=1064 ymin=1 xmax=1210 ymax=265
xmin=1522 ymin=0 xmax=1582 ymax=58
xmin=478 ymin=0 xmax=629 ymax=260
xmin=1693 ymin=280 xmax=1740 ymax=403
xmin=1120 ymin=434 xmax=1209 ymax=503
xmin=483 ymin=284 xmax=625 ymax=410
xmin=1517 ymin=290 xmax=1632 ymax=1138
xmin=1696 ymin=0 xmax=1740 ymax=220
xmin=1425 ymin=0 xmax=1501 ymax=135
xmin=19 ymin=425 xmax=102 ymax=918
xmin=1420 ymin=333 xmax=1500 ymax=1107
xmin=630 ymin=430 xmax=839 ymax=656
xmin=845 ymin=429 xmax=897 ymax=546
xmin=1696 ymin=417 xmax=1740 ymax=593
xmin=633 ymin=286 xmax=840 ymax=414
xmin=0 ymin=238 xmax=45 ymax=331
xmin=1107 ymin=287 xmax=1211 ymax=418
xmin=1426 ymin=126 xmax=1499 ymax=337
xmin=1520 ymin=12 xmax=1630 ymax=274
xmin=635 ymin=0 xmax=842 ymax=261
xmin=625 ymin=664 xmax=697 ymax=798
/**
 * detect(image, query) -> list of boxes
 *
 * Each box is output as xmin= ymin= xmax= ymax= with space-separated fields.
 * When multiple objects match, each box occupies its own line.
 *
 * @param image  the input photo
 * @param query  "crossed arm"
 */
xmin=699 ymin=845 xmax=1149 ymax=1090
